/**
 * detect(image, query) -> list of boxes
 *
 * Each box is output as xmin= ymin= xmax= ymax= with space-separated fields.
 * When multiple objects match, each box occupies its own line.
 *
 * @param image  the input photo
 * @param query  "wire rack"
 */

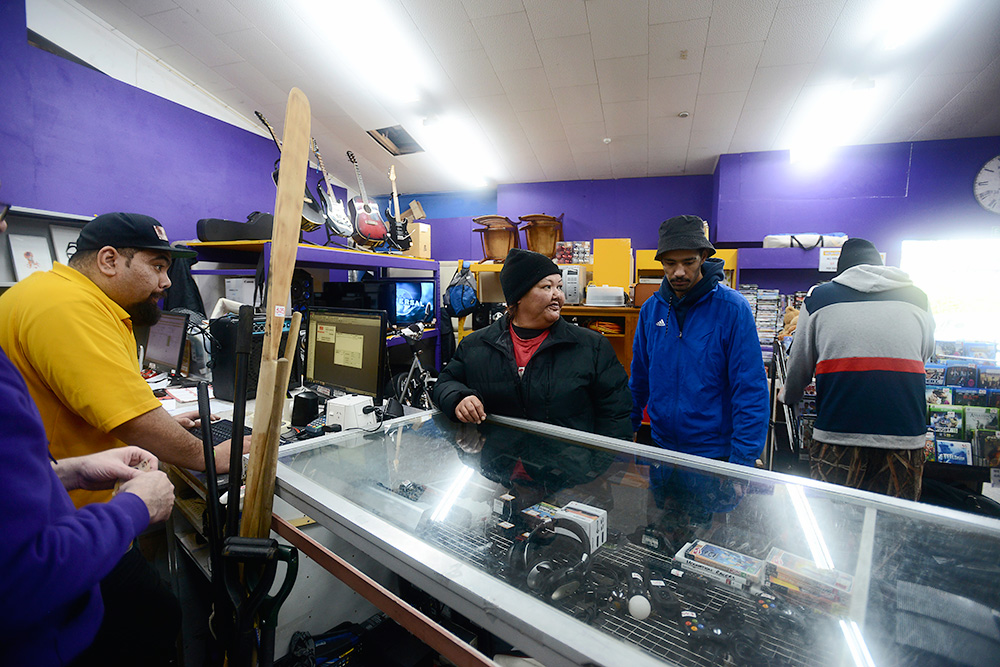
xmin=420 ymin=523 xmax=838 ymax=667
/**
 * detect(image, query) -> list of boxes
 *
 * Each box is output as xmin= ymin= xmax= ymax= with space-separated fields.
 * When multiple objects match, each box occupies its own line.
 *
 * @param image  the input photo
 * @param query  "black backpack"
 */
xmin=443 ymin=261 xmax=479 ymax=318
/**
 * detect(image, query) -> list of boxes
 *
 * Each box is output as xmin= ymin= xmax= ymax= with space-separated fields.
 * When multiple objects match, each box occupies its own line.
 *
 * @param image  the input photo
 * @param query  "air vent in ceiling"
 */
xmin=367 ymin=125 xmax=424 ymax=156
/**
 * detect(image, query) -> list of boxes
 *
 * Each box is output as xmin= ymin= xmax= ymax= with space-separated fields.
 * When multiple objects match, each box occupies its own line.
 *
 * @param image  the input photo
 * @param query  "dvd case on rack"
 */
xmin=978 ymin=367 xmax=1000 ymax=390
xmin=924 ymin=364 xmax=946 ymax=386
xmin=935 ymin=341 xmax=963 ymax=359
xmin=924 ymin=430 xmax=936 ymax=462
xmin=929 ymin=405 xmax=964 ymax=440
xmin=926 ymin=387 xmax=952 ymax=405
xmin=945 ymin=363 xmax=978 ymax=388
xmin=963 ymin=341 xmax=998 ymax=360
xmin=965 ymin=406 xmax=999 ymax=431
xmin=953 ymin=388 xmax=988 ymax=407
xmin=936 ymin=440 xmax=972 ymax=465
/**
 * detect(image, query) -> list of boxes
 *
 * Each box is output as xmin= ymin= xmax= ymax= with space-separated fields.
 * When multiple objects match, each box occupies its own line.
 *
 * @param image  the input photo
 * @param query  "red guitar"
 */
xmin=345 ymin=151 xmax=389 ymax=247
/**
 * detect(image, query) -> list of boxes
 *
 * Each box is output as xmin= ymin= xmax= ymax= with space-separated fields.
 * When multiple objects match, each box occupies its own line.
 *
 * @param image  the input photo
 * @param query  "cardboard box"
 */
xmin=633 ymin=280 xmax=661 ymax=307
xmin=402 ymin=222 xmax=431 ymax=258
xmin=556 ymin=501 xmax=607 ymax=553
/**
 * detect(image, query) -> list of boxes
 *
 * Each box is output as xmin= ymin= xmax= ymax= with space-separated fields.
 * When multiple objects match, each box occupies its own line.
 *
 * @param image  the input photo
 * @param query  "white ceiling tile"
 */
xmin=517 ymin=108 xmax=568 ymax=143
xmin=212 ymin=61 xmax=288 ymax=106
xmin=864 ymin=72 xmax=975 ymax=143
xmin=553 ymin=84 xmax=605 ymax=125
xmin=437 ymin=48 xmax=505 ymax=97
xmin=744 ymin=64 xmax=811 ymax=110
xmin=573 ymin=151 xmax=613 ymax=180
xmin=684 ymin=151 xmax=719 ymax=174
xmin=537 ymin=34 xmax=598 ymax=88
xmin=758 ymin=2 xmax=840 ymax=67
xmin=729 ymin=105 xmax=790 ymax=151
xmin=609 ymin=135 xmax=648 ymax=163
xmin=472 ymin=11 xmax=543 ymax=72
xmin=612 ymin=162 xmax=650 ymax=178
xmin=923 ymin=0 xmax=1000 ymax=76
xmin=466 ymin=94 xmax=527 ymax=139
xmin=497 ymin=68 xmax=556 ymax=111
xmin=649 ymin=19 xmax=709 ymax=78
xmin=461 ymin=0 xmax=525 ymax=19
xmin=171 ymin=0 xmax=251 ymax=35
xmin=77 ymin=0 xmax=175 ymax=51
xmin=700 ymin=42 xmax=764 ymax=94
xmin=596 ymin=56 xmax=648 ymax=103
xmin=707 ymin=0 xmax=779 ymax=46
xmin=216 ymin=28 xmax=307 ymax=83
xmin=564 ymin=121 xmax=610 ymax=150
xmin=586 ymin=0 xmax=649 ymax=60
xmin=649 ymin=0 xmax=712 ymax=24
xmin=403 ymin=0 xmax=479 ymax=54
xmin=649 ymin=74 xmax=700 ymax=118
xmin=151 ymin=43 xmax=234 ymax=91
xmin=691 ymin=91 xmax=746 ymax=146
xmin=523 ymin=0 xmax=589 ymax=38
xmin=648 ymin=147 xmax=690 ymax=175
xmin=124 ymin=0 xmax=178 ymax=16
xmin=649 ymin=115 xmax=693 ymax=149
xmin=604 ymin=100 xmax=648 ymax=136
xmin=144 ymin=8 xmax=243 ymax=66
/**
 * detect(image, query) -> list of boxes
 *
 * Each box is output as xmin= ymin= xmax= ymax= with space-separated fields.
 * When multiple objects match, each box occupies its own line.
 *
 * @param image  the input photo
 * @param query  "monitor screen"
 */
xmin=144 ymin=311 xmax=190 ymax=375
xmin=304 ymin=307 xmax=387 ymax=403
xmin=379 ymin=280 xmax=435 ymax=326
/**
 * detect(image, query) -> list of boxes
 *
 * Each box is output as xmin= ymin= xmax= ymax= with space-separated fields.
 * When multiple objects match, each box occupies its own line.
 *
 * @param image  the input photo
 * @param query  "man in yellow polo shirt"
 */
xmin=0 ymin=212 xmax=248 ymax=507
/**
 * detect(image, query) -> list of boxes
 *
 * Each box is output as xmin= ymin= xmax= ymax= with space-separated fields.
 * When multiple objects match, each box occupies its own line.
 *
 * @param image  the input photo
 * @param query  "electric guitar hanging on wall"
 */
xmin=255 ymin=110 xmax=325 ymax=232
xmin=345 ymin=151 xmax=389 ymax=247
xmin=310 ymin=138 xmax=353 ymax=239
xmin=384 ymin=165 xmax=412 ymax=251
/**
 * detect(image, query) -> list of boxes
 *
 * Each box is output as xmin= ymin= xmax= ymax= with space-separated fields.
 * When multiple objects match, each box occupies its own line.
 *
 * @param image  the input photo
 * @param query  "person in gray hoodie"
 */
xmin=781 ymin=238 xmax=935 ymax=499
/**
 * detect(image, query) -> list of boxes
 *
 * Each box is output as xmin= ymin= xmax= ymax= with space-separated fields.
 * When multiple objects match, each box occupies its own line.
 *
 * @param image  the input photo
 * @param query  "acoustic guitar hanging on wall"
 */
xmin=345 ymin=150 xmax=389 ymax=247
xmin=254 ymin=110 xmax=325 ymax=233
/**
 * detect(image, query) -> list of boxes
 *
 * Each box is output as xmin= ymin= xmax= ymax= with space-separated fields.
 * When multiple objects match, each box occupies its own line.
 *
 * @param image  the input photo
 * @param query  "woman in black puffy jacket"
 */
xmin=432 ymin=248 xmax=632 ymax=441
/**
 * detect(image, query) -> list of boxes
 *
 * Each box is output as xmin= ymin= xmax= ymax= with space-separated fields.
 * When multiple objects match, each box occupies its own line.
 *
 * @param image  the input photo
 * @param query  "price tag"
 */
xmin=818 ymin=248 xmax=841 ymax=272
xmin=991 ymin=467 xmax=1000 ymax=488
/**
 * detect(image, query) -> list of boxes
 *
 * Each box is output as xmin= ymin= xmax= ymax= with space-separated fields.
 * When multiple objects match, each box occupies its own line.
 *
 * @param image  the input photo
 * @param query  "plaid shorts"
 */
xmin=808 ymin=441 xmax=924 ymax=501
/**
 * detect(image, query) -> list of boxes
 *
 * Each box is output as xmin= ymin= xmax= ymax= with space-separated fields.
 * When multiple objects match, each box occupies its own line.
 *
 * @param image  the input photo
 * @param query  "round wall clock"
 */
xmin=973 ymin=155 xmax=1000 ymax=214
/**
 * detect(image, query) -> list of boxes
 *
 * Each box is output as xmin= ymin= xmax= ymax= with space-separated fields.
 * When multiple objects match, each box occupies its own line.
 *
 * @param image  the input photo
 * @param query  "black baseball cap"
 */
xmin=73 ymin=212 xmax=196 ymax=259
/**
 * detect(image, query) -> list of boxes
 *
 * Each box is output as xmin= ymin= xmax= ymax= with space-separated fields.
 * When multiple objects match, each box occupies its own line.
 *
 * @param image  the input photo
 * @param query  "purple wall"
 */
xmin=716 ymin=138 xmax=1000 ymax=265
xmin=0 ymin=2 xmax=343 ymax=245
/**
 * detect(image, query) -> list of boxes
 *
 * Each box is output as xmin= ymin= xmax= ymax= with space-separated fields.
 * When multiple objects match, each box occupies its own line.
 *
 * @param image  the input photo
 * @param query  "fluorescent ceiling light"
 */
xmin=293 ymin=0 xmax=432 ymax=105
xmin=412 ymin=115 xmax=502 ymax=189
xmin=788 ymin=80 xmax=879 ymax=166
xmin=839 ymin=619 xmax=877 ymax=667
xmin=873 ymin=0 xmax=961 ymax=51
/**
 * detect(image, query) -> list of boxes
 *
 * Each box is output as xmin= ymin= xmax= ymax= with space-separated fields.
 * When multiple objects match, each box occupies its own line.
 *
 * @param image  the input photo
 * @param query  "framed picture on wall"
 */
xmin=8 ymin=234 xmax=53 ymax=281
xmin=49 ymin=225 xmax=80 ymax=265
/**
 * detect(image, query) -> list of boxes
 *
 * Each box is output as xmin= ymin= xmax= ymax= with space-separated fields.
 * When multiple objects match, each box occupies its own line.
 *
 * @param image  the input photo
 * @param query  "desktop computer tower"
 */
xmin=209 ymin=315 xmax=301 ymax=402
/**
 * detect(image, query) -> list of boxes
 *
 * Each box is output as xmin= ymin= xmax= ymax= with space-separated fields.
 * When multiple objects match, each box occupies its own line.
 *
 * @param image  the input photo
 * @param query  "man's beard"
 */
xmin=127 ymin=301 xmax=162 ymax=327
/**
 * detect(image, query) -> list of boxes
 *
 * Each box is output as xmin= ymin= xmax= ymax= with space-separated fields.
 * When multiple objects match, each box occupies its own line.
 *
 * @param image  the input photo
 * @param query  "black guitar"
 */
xmin=254 ymin=110 xmax=325 ymax=233
xmin=384 ymin=165 xmax=411 ymax=251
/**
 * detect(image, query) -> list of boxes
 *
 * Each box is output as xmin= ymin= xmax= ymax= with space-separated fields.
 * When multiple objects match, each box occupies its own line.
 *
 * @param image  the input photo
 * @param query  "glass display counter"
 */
xmin=273 ymin=411 xmax=1000 ymax=667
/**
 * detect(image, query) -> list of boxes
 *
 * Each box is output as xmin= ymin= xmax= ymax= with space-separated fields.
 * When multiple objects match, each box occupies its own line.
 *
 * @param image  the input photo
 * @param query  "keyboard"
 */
xmin=188 ymin=419 xmax=250 ymax=446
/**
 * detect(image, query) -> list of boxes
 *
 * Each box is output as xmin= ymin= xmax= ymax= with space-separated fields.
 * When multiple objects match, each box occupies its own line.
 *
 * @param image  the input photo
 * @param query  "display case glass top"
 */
xmin=274 ymin=412 xmax=1000 ymax=667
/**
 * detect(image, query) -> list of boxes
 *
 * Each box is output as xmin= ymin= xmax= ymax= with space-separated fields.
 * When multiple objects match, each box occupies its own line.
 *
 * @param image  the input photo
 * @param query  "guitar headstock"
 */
xmin=255 ymin=110 xmax=281 ymax=150
xmin=389 ymin=164 xmax=396 ymax=183
xmin=312 ymin=138 xmax=327 ymax=173
xmin=346 ymin=150 xmax=357 ymax=165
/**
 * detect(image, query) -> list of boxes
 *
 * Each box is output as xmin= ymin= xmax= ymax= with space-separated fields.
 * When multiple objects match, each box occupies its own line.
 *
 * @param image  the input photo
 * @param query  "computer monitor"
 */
xmin=144 ymin=311 xmax=190 ymax=377
xmin=376 ymin=280 xmax=435 ymax=327
xmin=304 ymin=307 xmax=387 ymax=403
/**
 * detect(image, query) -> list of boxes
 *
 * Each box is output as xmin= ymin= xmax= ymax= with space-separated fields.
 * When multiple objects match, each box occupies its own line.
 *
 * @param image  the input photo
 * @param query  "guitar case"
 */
xmin=197 ymin=211 xmax=273 ymax=242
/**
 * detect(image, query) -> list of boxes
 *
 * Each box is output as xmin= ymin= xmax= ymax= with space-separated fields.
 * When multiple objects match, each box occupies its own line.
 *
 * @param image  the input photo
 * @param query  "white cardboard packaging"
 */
xmin=556 ymin=501 xmax=607 ymax=553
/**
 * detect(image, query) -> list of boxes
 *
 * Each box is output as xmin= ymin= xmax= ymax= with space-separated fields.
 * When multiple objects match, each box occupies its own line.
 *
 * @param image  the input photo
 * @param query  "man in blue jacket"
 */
xmin=630 ymin=215 xmax=769 ymax=466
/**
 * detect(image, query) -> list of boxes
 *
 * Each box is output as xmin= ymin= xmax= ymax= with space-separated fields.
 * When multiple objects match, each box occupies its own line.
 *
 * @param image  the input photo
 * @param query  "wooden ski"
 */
xmin=241 ymin=87 xmax=311 ymax=540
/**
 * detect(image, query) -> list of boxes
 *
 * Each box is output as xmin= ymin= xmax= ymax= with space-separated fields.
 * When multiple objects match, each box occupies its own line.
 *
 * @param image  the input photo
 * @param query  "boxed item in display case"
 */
xmin=972 ymin=429 xmax=999 ymax=466
xmin=945 ymin=363 xmax=979 ymax=388
xmin=963 ymin=341 xmax=998 ymax=360
xmin=926 ymin=386 xmax=952 ymax=405
xmin=682 ymin=540 xmax=765 ymax=583
xmin=924 ymin=430 xmax=937 ymax=462
xmin=555 ymin=501 xmax=607 ymax=553
xmin=965 ymin=406 xmax=999 ymax=432
xmin=977 ymin=366 xmax=1000 ymax=389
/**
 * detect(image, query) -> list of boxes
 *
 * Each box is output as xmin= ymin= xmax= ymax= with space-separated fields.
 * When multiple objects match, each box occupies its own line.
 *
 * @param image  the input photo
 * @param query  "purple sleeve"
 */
xmin=0 ymin=352 xmax=149 ymax=633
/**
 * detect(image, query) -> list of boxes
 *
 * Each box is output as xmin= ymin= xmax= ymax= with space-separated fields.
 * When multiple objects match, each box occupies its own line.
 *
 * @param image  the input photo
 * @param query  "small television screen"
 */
xmin=378 ymin=280 xmax=435 ymax=326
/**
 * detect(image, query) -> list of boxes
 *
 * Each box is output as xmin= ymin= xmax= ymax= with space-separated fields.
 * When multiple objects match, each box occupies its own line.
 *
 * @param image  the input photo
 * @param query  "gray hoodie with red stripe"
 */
xmin=783 ymin=265 xmax=936 ymax=449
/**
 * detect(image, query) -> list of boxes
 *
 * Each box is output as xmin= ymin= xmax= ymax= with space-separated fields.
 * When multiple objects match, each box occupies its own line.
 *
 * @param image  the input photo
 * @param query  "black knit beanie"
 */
xmin=836 ymin=238 xmax=882 ymax=275
xmin=499 ymin=248 xmax=561 ymax=305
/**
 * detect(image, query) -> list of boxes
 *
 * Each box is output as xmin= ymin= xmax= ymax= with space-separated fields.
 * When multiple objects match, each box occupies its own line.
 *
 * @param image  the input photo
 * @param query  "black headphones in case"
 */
xmin=507 ymin=518 xmax=592 ymax=601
